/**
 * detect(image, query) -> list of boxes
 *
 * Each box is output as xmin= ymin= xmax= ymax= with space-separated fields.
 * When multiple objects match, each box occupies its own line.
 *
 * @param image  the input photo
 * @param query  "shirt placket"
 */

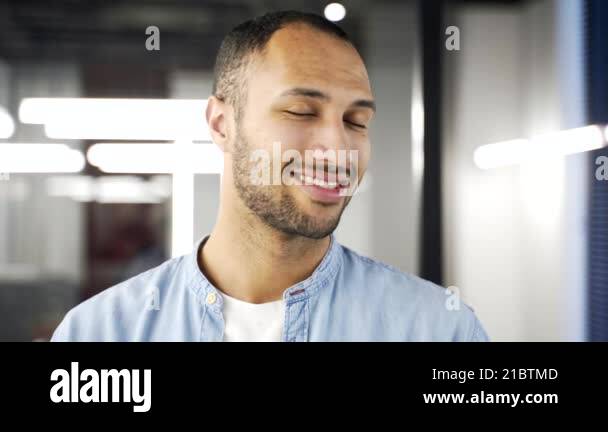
xmin=199 ymin=288 xmax=225 ymax=342
xmin=283 ymin=289 xmax=310 ymax=342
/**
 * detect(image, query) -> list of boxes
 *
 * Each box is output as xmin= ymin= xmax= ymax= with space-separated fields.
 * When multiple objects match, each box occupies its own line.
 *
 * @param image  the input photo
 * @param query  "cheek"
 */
xmin=244 ymin=116 xmax=310 ymax=153
xmin=353 ymin=139 xmax=371 ymax=174
xmin=274 ymin=123 xmax=313 ymax=152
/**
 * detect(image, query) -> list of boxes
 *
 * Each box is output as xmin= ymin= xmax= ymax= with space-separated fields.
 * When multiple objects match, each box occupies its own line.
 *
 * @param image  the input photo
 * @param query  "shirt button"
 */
xmin=206 ymin=292 xmax=217 ymax=305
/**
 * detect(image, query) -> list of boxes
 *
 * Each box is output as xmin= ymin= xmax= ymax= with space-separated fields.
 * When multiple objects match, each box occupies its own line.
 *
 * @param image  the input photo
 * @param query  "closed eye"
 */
xmin=345 ymin=120 xmax=367 ymax=129
xmin=285 ymin=110 xmax=315 ymax=117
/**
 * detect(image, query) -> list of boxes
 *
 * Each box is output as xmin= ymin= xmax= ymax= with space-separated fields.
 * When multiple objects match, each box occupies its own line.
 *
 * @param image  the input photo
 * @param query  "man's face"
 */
xmin=231 ymin=24 xmax=374 ymax=239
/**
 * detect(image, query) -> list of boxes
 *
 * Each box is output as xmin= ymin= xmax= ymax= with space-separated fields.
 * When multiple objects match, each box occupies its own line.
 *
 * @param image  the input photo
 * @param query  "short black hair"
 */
xmin=211 ymin=10 xmax=353 ymax=112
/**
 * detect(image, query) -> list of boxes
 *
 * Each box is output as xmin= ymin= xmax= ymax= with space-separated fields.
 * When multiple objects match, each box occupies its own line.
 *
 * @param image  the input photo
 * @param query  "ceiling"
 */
xmin=0 ymin=0 xmax=524 ymax=69
xmin=0 ymin=0 xmax=364 ymax=69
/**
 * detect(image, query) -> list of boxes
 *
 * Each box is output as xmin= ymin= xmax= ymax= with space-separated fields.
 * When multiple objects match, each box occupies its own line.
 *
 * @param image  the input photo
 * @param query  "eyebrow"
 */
xmin=279 ymin=87 xmax=376 ymax=113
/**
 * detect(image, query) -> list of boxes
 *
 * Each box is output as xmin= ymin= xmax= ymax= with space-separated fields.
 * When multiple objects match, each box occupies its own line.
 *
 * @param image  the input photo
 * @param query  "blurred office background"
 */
xmin=0 ymin=0 xmax=606 ymax=341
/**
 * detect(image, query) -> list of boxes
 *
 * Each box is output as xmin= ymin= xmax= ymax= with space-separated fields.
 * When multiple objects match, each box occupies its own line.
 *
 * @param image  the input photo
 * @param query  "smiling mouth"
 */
xmin=297 ymin=173 xmax=342 ymax=190
xmin=287 ymin=166 xmax=351 ymax=188
xmin=289 ymin=172 xmax=352 ymax=203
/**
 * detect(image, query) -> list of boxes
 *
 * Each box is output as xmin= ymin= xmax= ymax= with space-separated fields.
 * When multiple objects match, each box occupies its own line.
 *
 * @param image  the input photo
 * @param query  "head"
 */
xmin=206 ymin=10 xmax=374 ymax=239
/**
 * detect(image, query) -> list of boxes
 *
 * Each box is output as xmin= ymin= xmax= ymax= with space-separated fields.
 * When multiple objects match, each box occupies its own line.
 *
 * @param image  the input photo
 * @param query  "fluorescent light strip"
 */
xmin=0 ymin=144 xmax=85 ymax=173
xmin=474 ymin=125 xmax=607 ymax=169
xmin=87 ymin=142 xmax=223 ymax=174
xmin=19 ymin=98 xmax=210 ymax=141
xmin=47 ymin=175 xmax=93 ymax=201
xmin=96 ymin=176 xmax=168 ymax=204
xmin=0 ymin=106 xmax=15 ymax=139
xmin=171 ymin=139 xmax=197 ymax=257
xmin=47 ymin=175 xmax=172 ymax=204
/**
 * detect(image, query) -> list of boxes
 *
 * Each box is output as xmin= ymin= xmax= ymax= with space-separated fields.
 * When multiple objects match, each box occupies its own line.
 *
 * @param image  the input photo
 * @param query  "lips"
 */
xmin=299 ymin=174 xmax=340 ymax=189
xmin=294 ymin=173 xmax=350 ymax=204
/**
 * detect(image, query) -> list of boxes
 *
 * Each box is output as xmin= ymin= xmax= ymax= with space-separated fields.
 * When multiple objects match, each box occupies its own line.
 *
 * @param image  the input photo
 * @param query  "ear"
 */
xmin=205 ymin=95 xmax=231 ymax=153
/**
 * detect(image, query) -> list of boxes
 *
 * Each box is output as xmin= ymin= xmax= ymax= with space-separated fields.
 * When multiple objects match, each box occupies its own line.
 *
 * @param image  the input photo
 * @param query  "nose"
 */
xmin=306 ymin=117 xmax=357 ymax=186
xmin=311 ymin=118 xmax=351 ymax=164
xmin=310 ymin=116 xmax=351 ymax=157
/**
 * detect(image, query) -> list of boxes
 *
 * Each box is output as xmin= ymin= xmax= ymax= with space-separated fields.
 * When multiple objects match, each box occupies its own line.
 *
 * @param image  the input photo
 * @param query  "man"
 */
xmin=52 ymin=11 xmax=488 ymax=342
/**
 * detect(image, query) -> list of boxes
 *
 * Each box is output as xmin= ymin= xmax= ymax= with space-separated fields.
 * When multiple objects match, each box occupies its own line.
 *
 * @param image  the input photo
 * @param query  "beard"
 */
xmin=231 ymin=127 xmax=349 ymax=240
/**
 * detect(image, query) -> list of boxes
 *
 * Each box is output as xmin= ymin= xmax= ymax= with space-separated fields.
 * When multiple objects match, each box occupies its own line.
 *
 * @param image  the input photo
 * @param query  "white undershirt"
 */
xmin=220 ymin=292 xmax=285 ymax=342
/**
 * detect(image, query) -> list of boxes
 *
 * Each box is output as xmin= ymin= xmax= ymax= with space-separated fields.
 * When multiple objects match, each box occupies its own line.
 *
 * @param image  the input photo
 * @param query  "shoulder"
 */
xmin=336 ymin=244 xmax=489 ymax=341
xmin=338 ymin=244 xmax=445 ymax=300
xmin=51 ymin=255 xmax=191 ymax=342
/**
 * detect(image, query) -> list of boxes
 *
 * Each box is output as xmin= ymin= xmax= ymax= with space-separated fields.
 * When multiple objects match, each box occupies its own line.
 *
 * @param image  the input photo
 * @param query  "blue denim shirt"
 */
xmin=51 ymin=236 xmax=489 ymax=342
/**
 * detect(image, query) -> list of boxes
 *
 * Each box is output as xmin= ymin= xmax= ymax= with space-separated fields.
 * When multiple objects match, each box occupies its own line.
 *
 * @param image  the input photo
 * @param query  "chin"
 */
xmin=300 ymin=212 xmax=342 ymax=238
xmin=300 ymin=202 xmax=341 ymax=220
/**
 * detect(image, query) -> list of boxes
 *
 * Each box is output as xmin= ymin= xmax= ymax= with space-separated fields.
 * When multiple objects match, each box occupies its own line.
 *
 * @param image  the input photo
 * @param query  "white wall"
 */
xmin=442 ymin=0 xmax=587 ymax=341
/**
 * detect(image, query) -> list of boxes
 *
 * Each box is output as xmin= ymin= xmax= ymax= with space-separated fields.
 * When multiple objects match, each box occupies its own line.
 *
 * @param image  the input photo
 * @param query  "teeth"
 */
xmin=317 ymin=180 xmax=338 ymax=189
xmin=297 ymin=174 xmax=342 ymax=189
xmin=339 ymin=187 xmax=351 ymax=196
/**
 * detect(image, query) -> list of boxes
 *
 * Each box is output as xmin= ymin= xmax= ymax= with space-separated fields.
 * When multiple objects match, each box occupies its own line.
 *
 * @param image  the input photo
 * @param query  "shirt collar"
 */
xmin=186 ymin=234 xmax=343 ymax=306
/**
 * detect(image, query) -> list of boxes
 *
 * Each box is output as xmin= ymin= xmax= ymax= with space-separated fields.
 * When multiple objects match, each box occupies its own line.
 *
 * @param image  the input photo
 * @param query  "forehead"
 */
xmin=250 ymin=24 xmax=372 ymax=97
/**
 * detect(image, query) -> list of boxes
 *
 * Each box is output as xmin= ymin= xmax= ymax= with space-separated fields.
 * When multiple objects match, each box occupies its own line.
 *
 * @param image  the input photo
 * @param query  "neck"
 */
xmin=199 ymin=194 xmax=331 ymax=304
